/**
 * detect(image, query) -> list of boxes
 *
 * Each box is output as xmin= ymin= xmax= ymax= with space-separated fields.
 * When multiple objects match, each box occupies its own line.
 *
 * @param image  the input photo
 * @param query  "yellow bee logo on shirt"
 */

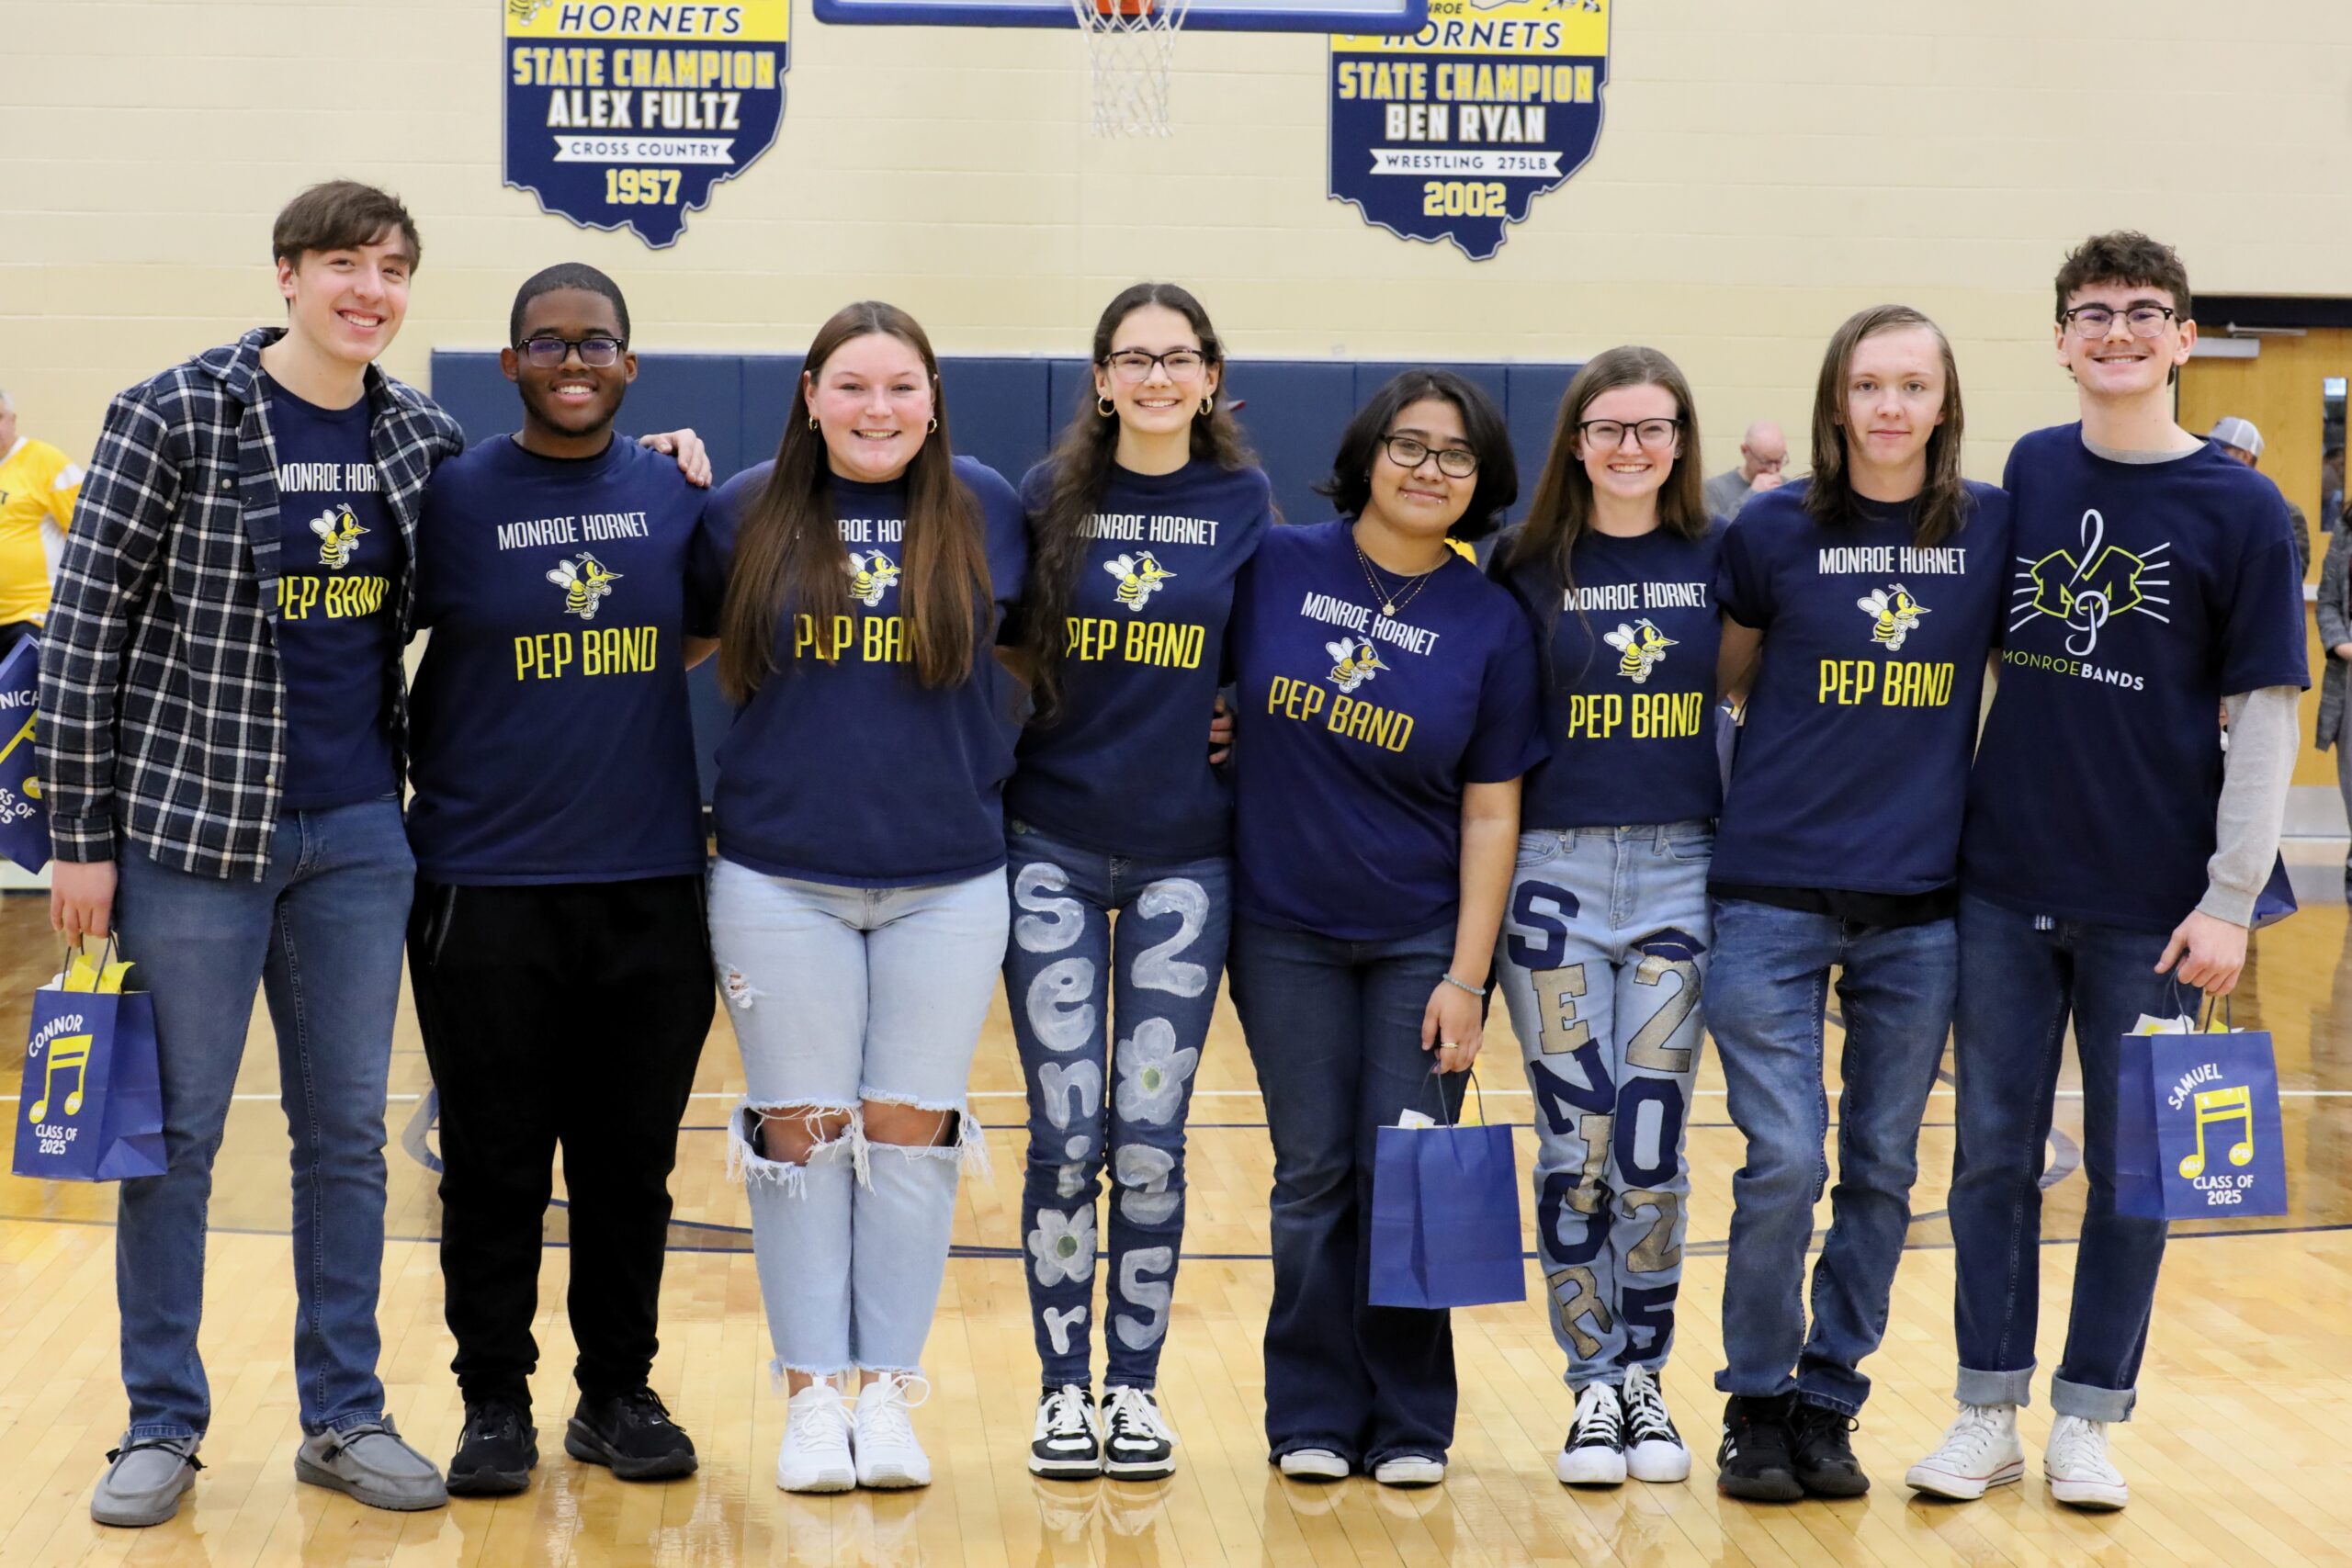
xmin=847 ymin=550 xmax=901 ymax=608
xmin=1326 ymin=637 xmax=1389 ymax=694
xmin=1857 ymin=583 xmax=1930 ymax=650
xmin=507 ymin=0 xmax=552 ymax=19
xmin=309 ymin=507 xmax=368 ymax=570
xmin=1103 ymin=550 xmax=1176 ymax=611
xmin=1602 ymin=617 xmax=1677 ymax=683
xmin=547 ymin=552 xmax=623 ymax=621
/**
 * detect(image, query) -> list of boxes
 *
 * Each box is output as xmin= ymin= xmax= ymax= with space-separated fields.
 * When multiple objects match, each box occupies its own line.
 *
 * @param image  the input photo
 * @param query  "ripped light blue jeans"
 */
xmin=707 ymin=857 xmax=1011 ymax=1377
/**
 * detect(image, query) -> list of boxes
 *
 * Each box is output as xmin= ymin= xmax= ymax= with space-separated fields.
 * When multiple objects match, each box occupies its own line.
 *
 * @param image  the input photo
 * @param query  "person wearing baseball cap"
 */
xmin=2211 ymin=417 xmax=2310 ymax=575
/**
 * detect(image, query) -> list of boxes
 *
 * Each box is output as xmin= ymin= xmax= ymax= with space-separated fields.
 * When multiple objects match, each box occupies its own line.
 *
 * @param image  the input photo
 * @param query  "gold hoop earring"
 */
xmin=807 ymin=415 xmax=819 ymax=432
xmin=927 ymin=417 xmax=939 ymax=434
xmin=1199 ymin=396 xmax=1215 ymax=417
xmin=1098 ymin=397 xmax=1116 ymax=418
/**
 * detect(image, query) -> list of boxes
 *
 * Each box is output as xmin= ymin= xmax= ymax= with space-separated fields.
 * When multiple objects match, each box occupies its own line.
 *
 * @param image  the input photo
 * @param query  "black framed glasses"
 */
xmin=1103 ymin=348 xmax=1207 ymax=383
xmin=1382 ymin=434 xmax=1479 ymax=478
xmin=516 ymin=334 xmax=626 ymax=368
xmin=2061 ymin=304 xmax=2177 ymax=340
xmin=1577 ymin=417 xmax=1682 ymax=452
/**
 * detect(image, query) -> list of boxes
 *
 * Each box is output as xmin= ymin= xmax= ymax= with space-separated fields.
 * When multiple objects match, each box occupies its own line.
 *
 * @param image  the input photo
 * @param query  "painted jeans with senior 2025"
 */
xmin=1493 ymin=822 xmax=1713 ymax=1390
xmin=1001 ymin=819 xmax=1230 ymax=1391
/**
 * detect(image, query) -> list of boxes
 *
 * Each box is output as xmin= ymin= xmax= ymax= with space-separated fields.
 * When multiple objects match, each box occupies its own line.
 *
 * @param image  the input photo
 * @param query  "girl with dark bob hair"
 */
xmin=1221 ymin=369 xmax=1544 ymax=1489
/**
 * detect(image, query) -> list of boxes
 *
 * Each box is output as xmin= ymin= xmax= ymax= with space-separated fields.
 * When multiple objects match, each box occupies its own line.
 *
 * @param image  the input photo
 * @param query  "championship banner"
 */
xmin=503 ymin=0 xmax=791 ymax=249
xmin=1329 ymin=0 xmax=1609 ymax=261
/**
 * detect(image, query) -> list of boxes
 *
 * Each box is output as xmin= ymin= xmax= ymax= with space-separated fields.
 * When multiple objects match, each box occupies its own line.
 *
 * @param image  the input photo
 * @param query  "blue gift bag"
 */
xmin=11 ymin=945 xmax=167 ymax=1183
xmin=0 ymin=638 xmax=46 ymax=873
xmin=2250 ymin=854 xmax=2297 ymax=930
xmin=2116 ymin=1012 xmax=2287 ymax=1222
xmin=1368 ymin=1072 xmax=1525 ymax=1310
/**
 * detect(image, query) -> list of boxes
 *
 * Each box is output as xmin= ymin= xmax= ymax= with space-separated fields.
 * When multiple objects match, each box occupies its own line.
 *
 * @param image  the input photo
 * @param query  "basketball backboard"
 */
xmin=812 ymin=0 xmax=1429 ymax=32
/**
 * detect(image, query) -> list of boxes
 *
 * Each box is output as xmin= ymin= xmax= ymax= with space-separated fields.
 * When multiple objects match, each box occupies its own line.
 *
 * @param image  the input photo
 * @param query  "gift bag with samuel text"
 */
xmin=2115 ymin=1004 xmax=2286 ymax=1222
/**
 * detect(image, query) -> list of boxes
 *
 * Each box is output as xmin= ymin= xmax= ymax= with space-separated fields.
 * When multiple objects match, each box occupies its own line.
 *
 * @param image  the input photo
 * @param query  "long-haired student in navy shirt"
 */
xmin=1491 ymin=346 xmax=1720 ymax=1492
xmin=1226 ymin=371 xmax=1545 ymax=1490
xmin=703 ymin=301 xmax=1028 ymax=1495
xmin=1003 ymin=284 xmax=1273 ymax=1482
xmin=407 ymin=265 xmax=719 ymax=1496
xmin=1706 ymin=305 xmax=2010 ymax=1502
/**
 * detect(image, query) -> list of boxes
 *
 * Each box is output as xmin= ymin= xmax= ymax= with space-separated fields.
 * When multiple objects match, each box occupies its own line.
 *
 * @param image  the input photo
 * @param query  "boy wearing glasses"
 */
xmin=1910 ymin=232 xmax=2306 ymax=1510
xmin=403 ymin=264 xmax=721 ymax=1496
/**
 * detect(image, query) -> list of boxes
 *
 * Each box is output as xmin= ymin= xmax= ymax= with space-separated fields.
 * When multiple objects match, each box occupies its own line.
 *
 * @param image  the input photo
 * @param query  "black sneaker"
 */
xmin=1030 ymin=1384 xmax=1102 ymax=1479
xmin=564 ymin=1389 xmax=698 ymax=1482
xmin=1715 ymin=1393 xmax=1803 ymax=1502
xmin=447 ymin=1400 xmax=537 ymax=1497
xmin=1791 ymin=1401 xmax=1870 ymax=1497
xmin=1098 ymin=1385 xmax=1178 ymax=1481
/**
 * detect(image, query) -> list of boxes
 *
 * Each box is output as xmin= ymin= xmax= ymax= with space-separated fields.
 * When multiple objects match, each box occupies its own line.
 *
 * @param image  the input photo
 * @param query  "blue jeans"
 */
xmin=1227 ymin=917 xmax=1463 ymax=1468
xmin=110 ymin=797 xmax=414 ymax=1440
xmin=1947 ymin=895 xmax=2180 ymax=1422
xmin=1494 ymin=824 xmax=1712 ymax=1390
xmin=707 ymin=857 xmax=1010 ymax=1377
xmin=1709 ymin=897 xmax=1956 ymax=1416
xmin=1001 ymin=820 xmax=1229 ymax=1391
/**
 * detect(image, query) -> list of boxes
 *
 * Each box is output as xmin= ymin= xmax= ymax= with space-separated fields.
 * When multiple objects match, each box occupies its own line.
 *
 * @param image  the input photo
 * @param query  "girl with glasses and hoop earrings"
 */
xmin=1001 ymin=283 xmax=1273 ymax=1483
xmin=1705 ymin=305 xmax=2011 ymax=1503
xmin=1489 ymin=346 xmax=1720 ymax=1493
xmin=702 ymin=301 xmax=1028 ymax=1495
xmin=1222 ymin=370 xmax=1545 ymax=1489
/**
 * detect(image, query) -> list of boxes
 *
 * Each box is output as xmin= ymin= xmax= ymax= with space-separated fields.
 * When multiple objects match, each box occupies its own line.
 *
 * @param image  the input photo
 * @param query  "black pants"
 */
xmin=408 ymin=874 xmax=715 ymax=1409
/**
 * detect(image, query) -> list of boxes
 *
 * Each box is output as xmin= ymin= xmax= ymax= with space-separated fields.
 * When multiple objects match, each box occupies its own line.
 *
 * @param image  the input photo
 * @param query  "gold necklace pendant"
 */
xmin=1382 ymin=601 xmax=1396 ymax=615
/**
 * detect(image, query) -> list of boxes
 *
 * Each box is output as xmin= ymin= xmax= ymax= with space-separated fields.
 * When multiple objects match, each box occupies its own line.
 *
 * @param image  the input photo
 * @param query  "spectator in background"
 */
xmin=2321 ymin=443 xmax=2342 ymax=534
xmin=0 ymin=389 xmax=85 ymax=661
xmin=2317 ymin=516 xmax=2352 ymax=895
xmin=1702 ymin=421 xmax=1787 ymax=523
xmin=2211 ymin=417 xmax=2311 ymax=576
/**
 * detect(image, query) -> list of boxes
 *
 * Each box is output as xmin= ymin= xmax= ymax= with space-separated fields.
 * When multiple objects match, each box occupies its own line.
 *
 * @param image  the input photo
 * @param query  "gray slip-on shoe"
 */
xmin=294 ymin=1417 xmax=448 ymax=1511
xmin=92 ymin=1436 xmax=202 ymax=1528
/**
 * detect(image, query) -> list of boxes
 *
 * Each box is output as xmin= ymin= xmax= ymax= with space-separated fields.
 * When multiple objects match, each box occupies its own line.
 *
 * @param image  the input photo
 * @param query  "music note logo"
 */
xmin=2177 ymin=1084 xmax=2256 ymax=1179
xmin=28 ymin=1032 xmax=91 ymax=1123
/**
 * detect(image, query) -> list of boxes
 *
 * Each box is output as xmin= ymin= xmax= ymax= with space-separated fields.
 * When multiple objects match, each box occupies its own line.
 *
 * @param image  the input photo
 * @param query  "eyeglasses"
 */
xmin=2061 ymin=304 xmax=2177 ymax=340
xmin=1103 ymin=348 xmax=1207 ymax=383
xmin=1577 ymin=418 xmax=1682 ymax=452
xmin=1381 ymin=434 xmax=1479 ymax=478
xmin=516 ymin=334 xmax=626 ymax=368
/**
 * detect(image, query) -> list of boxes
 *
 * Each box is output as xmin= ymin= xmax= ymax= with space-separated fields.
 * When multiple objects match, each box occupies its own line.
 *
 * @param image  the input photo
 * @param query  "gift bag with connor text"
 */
xmin=1369 ymin=1071 xmax=1525 ymax=1309
xmin=0 ymin=638 xmax=47 ymax=873
xmin=2116 ymin=1001 xmax=2287 ymax=1222
xmin=11 ymin=943 xmax=167 ymax=1182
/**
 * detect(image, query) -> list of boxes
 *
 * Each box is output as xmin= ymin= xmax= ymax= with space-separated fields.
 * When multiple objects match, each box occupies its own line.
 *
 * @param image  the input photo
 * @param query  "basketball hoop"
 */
xmin=1069 ymin=0 xmax=1193 ymax=138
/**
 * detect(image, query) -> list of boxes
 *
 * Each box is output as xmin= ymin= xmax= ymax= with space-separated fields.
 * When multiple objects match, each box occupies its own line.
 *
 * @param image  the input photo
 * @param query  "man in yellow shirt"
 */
xmin=0 ymin=389 xmax=84 ymax=660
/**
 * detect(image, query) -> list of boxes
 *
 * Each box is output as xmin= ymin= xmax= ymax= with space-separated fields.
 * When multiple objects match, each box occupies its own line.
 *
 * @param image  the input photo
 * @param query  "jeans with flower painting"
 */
xmin=1003 ymin=819 xmax=1230 ymax=1392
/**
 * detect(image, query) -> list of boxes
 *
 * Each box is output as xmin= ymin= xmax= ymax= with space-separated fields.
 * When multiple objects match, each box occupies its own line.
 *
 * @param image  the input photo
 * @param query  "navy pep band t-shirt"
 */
xmin=1006 ymin=458 xmax=1273 ymax=860
xmin=1712 ymin=479 xmax=2012 ymax=894
xmin=406 ymin=435 xmax=721 ymax=885
xmin=707 ymin=455 xmax=1031 ymax=888
xmin=1963 ymin=427 xmax=2310 ymax=930
xmin=263 ymin=378 xmax=400 ymax=812
xmin=1229 ymin=518 xmax=1548 ymax=942
xmin=1501 ymin=525 xmax=1724 ymax=830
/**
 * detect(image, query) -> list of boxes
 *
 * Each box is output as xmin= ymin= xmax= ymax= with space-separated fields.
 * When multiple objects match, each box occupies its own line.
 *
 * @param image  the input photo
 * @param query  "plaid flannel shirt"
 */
xmin=38 ymin=327 xmax=464 ymax=879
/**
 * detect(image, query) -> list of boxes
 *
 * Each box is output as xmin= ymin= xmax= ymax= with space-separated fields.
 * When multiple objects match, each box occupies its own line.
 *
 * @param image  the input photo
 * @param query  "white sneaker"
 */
xmin=1277 ymin=1448 xmax=1349 ymax=1482
xmin=776 ymin=1378 xmax=855 ymax=1494
xmin=1905 ymin=1403 xmax=2023 ymax=1501
xmin=1373 ymin=1455 xmax=1445 ymax=1488
xmin=1621 ymin=1364 xmax=1692 ymax=1483
xmin=1555 ymin=1382 xmax=1627 ymax=1486
xmin=853 ymin=1371 xmax=933 ymax=1490
xmin=1030 ymin=1383 xmax=1102 ymax=1479
xmin=2044 ymin=1415 xmax=2128 ymax=1510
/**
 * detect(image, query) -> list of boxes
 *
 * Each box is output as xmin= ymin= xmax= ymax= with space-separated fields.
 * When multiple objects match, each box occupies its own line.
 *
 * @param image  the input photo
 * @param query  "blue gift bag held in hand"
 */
xmin=12 ymin=942 xmax=168 ymax=1182
xmin=1369 ymin=1070 xmax=1526 ymax=1310
xmin=0 ymin=638 xmax=47 ymax=873
xmin=2115 ymin=998 xmax=2287 ymax=1222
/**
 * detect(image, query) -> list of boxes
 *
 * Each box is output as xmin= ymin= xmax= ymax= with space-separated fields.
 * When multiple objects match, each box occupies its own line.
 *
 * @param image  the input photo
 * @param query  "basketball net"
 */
xmin=1069 ymin=0 xmax=1193 ymax=137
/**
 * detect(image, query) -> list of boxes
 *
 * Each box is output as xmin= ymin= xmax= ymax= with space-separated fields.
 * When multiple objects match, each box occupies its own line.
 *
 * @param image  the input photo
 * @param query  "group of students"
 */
xmin=34 ymin=180 xmax=2303 ymax=1529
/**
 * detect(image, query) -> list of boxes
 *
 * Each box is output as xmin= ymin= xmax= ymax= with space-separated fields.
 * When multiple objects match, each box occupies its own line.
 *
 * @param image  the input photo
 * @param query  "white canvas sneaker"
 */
xmin=1555 ymin=1382 xmax=1627 ymax=1486
xmin=776 ymin=1378 xmax=855 ymax=1494
xmin=1277 ymin=1448 xmax=1349 ymax=1481
xmin=1621 ymin=1364 xmax=1692 ymax=1483
xmin=2044 ymin=1415 xmax=2129 ymax=1510
xmin=1905 ymin=1403 xmax=2024 ymax=1500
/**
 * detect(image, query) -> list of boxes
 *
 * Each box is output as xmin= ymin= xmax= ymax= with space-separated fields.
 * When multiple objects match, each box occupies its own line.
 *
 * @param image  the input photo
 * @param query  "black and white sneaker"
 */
xmin=1555 ymin=1382 xmax=1626 ymax=1486
xmin=1098 ymin=1385 xmax=1178 ymax=1481
xmin=1715 ymin=1393 xmax=1803 ymax=1502
xmin=1622 ymin=1364 xmax=1691 ymax=1483
xmin=1030 ymin=1384 xmax=1102 ymax=1479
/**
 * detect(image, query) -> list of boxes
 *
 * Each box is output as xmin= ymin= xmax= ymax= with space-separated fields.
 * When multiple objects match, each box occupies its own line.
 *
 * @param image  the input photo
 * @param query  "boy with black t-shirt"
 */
xmin=1907 ymin=232 xmax=2306 ymax=1512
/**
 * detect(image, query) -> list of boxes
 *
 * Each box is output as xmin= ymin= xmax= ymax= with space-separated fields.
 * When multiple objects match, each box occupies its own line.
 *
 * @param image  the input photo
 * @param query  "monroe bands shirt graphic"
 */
xmin=407 ymin=435 xmax=721 ymax=885
xmin=1008 ymin=461 xmax=1273 ymax=862
xmin=1963 ymin=427 xmax=2310 ymax=930
xmin=1712 ymin=480 xmax=2012 ymax=896
xmin=263 ymin=379 xmax=399 ymax=812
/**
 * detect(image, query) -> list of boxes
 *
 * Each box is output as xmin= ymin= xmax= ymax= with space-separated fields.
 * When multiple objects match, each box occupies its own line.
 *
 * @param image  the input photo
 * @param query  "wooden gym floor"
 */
xmin=3 ymin=878 xmax=2349 ymax=1568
